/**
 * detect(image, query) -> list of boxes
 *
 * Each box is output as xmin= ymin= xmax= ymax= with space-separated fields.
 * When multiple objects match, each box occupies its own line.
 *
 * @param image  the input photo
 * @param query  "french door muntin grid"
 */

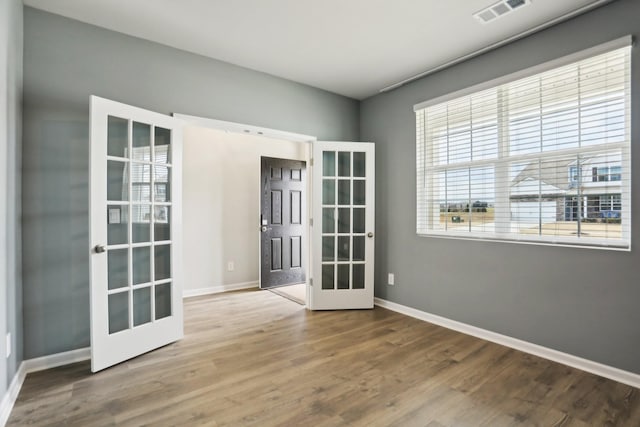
xmin=321 ymin=150 xmax=366 ymax=290
xmin=106 ymin=115 xmax=173 ymax=333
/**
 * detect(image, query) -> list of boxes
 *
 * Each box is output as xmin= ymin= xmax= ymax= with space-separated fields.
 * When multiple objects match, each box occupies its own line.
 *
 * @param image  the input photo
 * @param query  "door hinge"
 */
xmin=309 ymin=278 xmax=313 ymax=286
xmin=309 ymin=218 xmax=313 ymax=227
xmin=310 ymin=158 xmax=314 ymax=167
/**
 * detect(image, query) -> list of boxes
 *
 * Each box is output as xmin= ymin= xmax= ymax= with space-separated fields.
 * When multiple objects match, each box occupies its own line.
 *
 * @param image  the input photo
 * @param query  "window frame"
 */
xmin=414 ymin=37 xmax=632 ymax=251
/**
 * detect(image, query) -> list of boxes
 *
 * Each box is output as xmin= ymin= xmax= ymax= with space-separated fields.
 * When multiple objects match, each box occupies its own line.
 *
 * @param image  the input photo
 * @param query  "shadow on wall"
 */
xmin=22 ymin=110 xmax=91 ymax=358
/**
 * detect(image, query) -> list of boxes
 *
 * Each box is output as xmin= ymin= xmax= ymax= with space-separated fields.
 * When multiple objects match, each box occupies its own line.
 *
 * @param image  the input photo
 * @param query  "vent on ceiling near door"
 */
xmin=474 ymin=0 xmax=530 ymax=24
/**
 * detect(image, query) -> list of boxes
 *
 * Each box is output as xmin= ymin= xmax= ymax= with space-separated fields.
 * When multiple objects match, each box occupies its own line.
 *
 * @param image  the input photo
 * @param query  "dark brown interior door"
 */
xmin=260 ymin=157 xmax=306 ymax=289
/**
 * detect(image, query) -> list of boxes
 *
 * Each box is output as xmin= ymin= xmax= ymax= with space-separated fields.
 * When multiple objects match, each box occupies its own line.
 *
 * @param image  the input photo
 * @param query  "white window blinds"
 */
xmin=415 ymin=41 xmax=631 ymax=249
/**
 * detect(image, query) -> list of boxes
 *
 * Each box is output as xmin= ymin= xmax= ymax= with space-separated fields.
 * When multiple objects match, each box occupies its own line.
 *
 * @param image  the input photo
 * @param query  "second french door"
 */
xmin=310 ymin=142 xmax=375 ymax=310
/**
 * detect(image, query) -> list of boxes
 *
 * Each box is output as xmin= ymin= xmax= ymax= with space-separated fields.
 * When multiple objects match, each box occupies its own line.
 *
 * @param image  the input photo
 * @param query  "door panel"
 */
xmin=311 ymin=142 xmax=375 ymax=310
xmin=260 ymin=157 xmax=307 ymax=289
xmin=90 ymin=96 xmax=183 ymax=372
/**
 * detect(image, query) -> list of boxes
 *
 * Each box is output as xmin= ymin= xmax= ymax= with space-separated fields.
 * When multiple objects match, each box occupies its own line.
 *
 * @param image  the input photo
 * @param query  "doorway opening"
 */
xmin=177 ymin=113 xmax=375 ymax=311
xmin=179 ymin=114 xmax=313 ymax=307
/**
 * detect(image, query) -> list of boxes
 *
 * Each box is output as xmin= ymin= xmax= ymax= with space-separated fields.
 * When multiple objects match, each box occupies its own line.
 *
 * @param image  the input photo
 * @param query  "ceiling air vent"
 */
xmin=474 ymin=0 xmax=531 ymax=24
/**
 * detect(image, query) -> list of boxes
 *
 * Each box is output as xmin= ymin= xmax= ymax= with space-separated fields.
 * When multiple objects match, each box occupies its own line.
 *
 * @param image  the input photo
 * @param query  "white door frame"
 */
xmin=175 ymin=114 xmax=315 ymax=306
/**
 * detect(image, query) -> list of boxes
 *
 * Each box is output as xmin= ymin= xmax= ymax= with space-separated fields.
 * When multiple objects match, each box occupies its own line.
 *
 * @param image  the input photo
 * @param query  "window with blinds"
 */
xmin=415 ymin=41 xmax=631 ymax=249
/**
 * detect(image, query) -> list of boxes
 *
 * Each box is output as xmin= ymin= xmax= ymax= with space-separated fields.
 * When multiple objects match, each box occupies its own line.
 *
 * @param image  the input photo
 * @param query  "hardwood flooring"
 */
xmin=7 ymin=289 xmax=640 ymax=426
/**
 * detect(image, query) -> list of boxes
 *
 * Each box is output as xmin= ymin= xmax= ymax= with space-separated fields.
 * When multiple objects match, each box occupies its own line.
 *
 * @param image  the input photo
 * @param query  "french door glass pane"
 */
xmin=337 ymin=264 xmax=349 ymax=289
xmin=132 ymin=205 xmax=151 ymax=243
xmin=108 ymin=249 xmax=128 ymax=290
xmin=154 ymin=165 xmax=171 ymax=202
xmin=133 ymin=247 xmax=151 ymax=285
xmin=338 ymin=180 xmax=350 ymax=205
xmin=322 ymin=237 xmax=335 ymax=261
xmin=353 ymin=152 xmax=366 ymax=177
xmin=107 ymin=205 xmax=128 ymax=245
xmin=352 ymin=264 xmax=365 ymax=289
xmin=155 ymin=283 xmax=172 ymax=319
xmin=154 ymin=206 xmax=171 ymax=241
xmin=107 ymin=160 xmax=128 ymax=201
xmin=132 ymin=122 xmax=151 ymax=161
xmin=155 ymin=245 xmax=171 ymax=280
xmin=133 ymin=287 xmax=152 ymax=326
xmin=322 ymin=208 xmax=335 ymax=233
xmin=338 ymin=208 xmax=350 ymax=233
xmin=154 ymin=127 xmax=171 ymax=164
xmin=353 ymin=208 xmax=365 ymax=233
xmin=131 ymin=163 xmax=151 ymax=202
xmin=108 ymin=291 xmax=129 ymax=334
xmin=108 ymin=116 xmax=128 ymax=158
xmin=353 ymin=181 xmax=366 ymax=205
xmin=322 ymin=179 xmax=335 ymax=205
xmin=338 ymin=236 xmax=350 ymax=261
xmin=323 ymin=151 xmax=335 ymax=177
xmin=338 ymin=152 xmax=351 ymax=177
xmin=353 ymin=236 xmax=365 ymax=261
xmin=322 ymin=265 xmax=335 ymax=289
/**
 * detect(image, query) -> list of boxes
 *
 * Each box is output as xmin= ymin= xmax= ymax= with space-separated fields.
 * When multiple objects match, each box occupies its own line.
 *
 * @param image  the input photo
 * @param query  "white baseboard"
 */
xmin=0 ymin=347 xmax=91 ymax=427
xmin=0 ymin=364 xmax=25 ymax=427
xmin=374 ymin=297 xmax=640 ymax=389
xmin=182 ymin=281 xmax=258 ymax=298
xmin=22 ymin=347 xmax=90 ymax=374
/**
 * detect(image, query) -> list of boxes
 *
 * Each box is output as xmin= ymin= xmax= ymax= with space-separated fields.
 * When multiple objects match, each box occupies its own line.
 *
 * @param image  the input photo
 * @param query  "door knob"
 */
xmin=261 ymin=226 xmax=268 ymax=232
xmin=94 ymin=244 xmax=106 ymax=254
xmin=367 ymin=232 xmax=374 ymax=238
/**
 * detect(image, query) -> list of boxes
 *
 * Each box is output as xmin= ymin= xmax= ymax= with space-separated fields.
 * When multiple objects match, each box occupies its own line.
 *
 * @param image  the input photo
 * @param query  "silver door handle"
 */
xmin=94 ymin=244 xmax=106 ymax=254
xmin=367 ymin=232 xmax=374 ymax=238
xmin=261 ymin=226 xmax=267 ymax=232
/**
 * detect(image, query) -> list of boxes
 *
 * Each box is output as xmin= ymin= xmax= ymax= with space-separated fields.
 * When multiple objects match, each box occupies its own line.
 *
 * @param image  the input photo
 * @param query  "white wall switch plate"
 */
xmin=6 ymin=333 xmax=11 ymax=358
xmin=388 ymin=273 xmax=395 ymax=286
xmin=227 ymin=261 xmax=235 ymax=272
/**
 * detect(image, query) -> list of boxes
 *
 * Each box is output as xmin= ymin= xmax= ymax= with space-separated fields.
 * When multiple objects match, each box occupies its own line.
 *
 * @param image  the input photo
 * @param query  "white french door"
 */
xmin=89 ymin=96 xmax=183 ymax=372
xmin=310 ymin=142 xmax=375 ymax=310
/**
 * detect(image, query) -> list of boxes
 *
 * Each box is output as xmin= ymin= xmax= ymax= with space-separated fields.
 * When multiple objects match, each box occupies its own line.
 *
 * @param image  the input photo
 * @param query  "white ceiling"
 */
xmin=23 ymin=0 xmax=612 ymax=100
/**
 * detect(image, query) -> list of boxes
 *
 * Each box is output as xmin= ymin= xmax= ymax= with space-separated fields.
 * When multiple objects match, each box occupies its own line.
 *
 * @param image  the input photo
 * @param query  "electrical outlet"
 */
xmin=388 ymin=273 xmax=395 ymax=286
xmin=227 ymin=261 xmax=235 ymax=272
xmin=6 ymin=333 xmax=11 ymax=358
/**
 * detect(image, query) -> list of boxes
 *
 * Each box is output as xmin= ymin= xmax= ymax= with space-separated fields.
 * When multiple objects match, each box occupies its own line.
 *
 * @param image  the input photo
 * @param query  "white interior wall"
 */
xmin=183 ymin=126 xmax=308 ymax=293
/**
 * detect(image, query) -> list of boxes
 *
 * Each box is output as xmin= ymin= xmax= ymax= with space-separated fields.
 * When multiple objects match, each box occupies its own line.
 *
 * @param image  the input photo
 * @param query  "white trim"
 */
xmin=0 ymin=364 xmax=25 ymax=427
xmin=174 ymin=114 xmax=317 ymax=143
xmin=417 ymin=231 xmax=630 ymax=252
xmin=22 ymin=348 xmax=91 ymax=374
xmin=0 ymin=348 xmax=91 ymax=427
xmin=182 ymin=281 xmax=258 ymax=298
xmin=374 ymin=297 xmax=640 ymax=389
xmin=413 ymin=35 xmax=632 ymax=111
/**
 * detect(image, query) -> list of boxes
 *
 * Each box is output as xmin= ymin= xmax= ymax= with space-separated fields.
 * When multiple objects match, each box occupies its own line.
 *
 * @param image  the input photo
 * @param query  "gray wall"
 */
xmin=22 ymin=7 xmax=359 ymax=359
xmin=361 ymin=0 xmax=640 ymax=374
xmin=1 ymin=0 xmax=23 ymax=398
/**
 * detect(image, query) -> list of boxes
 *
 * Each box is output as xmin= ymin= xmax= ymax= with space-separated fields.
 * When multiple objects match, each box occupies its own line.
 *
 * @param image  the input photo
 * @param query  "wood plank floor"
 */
xmin=7 ymin=289 xmax=640 ymax=426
